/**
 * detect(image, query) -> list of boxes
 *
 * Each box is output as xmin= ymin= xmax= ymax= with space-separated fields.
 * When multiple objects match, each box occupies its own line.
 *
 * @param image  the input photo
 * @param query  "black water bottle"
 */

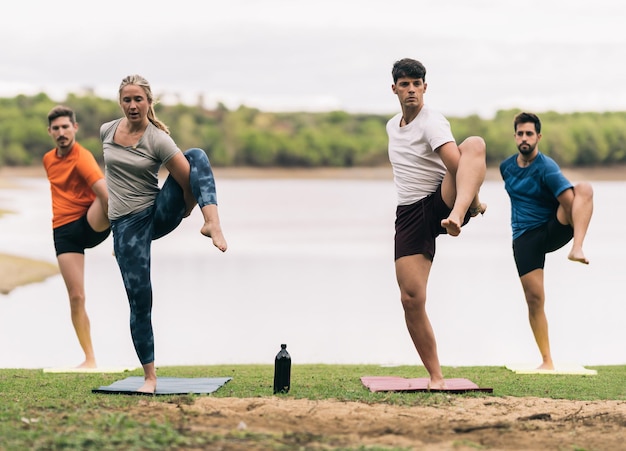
xmin=273 ymin=344 xmax=291 ymax=394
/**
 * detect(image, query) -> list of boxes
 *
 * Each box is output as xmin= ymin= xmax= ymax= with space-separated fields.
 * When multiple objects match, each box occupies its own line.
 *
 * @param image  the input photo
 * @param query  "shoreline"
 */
xmin=1 ymin=164 xmax=625 ymax=183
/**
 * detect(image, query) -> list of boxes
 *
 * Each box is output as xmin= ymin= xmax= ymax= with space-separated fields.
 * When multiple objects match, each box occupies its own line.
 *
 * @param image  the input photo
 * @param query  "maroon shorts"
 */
xmin=394 ymin=184 xmax=470 ymax=261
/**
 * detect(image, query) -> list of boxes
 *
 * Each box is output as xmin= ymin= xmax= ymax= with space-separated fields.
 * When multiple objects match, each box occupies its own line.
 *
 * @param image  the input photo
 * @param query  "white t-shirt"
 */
xmin=386 ymin=105 xmax=455 ymax=206
xmin=101 ymin=118 xmax=180 ymax=220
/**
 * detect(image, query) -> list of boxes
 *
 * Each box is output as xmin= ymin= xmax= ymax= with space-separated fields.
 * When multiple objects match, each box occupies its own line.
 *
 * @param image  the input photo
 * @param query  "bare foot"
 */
xmin=568 ymin=247 xmax=589 ymax=264
xmin=427 ymin=378 xmax=447 ymax=390
xmin=470 ymin=202 xmax=488 ymax=217
xmin=537 ymin=362 xmax=555 ymax=371
xmin=201 ymin=222 xmax=228 ymax=252
xmin=441 ymin=216 xmax=462 ymax=237
xmin=76 ymin=360 xmax=97 ymax=369
xmin=137 ymin=378 xmax=157 ymax=394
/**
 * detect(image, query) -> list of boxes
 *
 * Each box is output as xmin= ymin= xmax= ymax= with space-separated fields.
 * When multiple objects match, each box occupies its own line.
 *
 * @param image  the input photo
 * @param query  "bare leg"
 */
xmin=520 ymin=269 xmax=554 ymax=370
xmin=567 ymin=183 xmax=593 ymax=264
xmin=137 ymin=362 xmax=157 ymax=394
xmin=86 ymin=196 xmax=110 ymax=232
xmin=200 ymin=204 xmax=227 ymax=252
xmin=57 ymin=253 xmax=96 ymax=368
xmin=441 ymin=136 xmax=487 ymax=236
xmin=395 ymin=254 xmax=446 ymax=389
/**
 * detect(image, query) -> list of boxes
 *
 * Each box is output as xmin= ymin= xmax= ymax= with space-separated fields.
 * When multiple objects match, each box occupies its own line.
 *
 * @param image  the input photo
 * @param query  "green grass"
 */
xmin=0 ymin=364 xmax=623 ymax=450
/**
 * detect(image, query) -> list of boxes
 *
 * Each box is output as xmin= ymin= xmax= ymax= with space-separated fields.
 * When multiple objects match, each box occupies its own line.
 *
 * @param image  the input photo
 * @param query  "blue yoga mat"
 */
xmin=93 ymin=376 xmax=232 ymax=395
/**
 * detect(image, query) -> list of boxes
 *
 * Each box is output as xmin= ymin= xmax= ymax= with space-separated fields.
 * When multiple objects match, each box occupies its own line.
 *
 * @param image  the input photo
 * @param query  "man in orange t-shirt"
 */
xmin=43 ymin=105 xmax=110 ymax=369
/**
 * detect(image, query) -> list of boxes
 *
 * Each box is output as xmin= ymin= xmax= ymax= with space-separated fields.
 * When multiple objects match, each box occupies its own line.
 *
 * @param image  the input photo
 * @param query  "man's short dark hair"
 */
xmin=47 ymin=105 xmax=76 ymax=126
xmin=514 ymin=112 xmax=541 ymax=134
xmin=392 ymin=58 xmax=426 ymax=83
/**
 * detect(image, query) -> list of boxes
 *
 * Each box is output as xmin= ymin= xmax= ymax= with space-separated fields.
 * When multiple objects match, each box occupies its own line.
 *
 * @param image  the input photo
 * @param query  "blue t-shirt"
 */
xmin=500 ymin=152 xmax=572 ymax=240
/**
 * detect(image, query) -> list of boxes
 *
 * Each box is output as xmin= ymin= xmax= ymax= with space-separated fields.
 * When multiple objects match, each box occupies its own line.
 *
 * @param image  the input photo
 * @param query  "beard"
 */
xmin=517 ymin=142 xmax=536 ymax=156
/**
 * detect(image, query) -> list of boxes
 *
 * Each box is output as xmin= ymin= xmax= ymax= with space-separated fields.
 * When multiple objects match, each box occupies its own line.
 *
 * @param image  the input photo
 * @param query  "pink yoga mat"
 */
xmin=361 ymin=376 xmax=493 ymax=393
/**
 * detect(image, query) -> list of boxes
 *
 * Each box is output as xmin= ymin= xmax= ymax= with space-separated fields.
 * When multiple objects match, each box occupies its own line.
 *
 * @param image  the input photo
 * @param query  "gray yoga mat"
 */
xmin=93 ymin=376 xmax=232 ymax=395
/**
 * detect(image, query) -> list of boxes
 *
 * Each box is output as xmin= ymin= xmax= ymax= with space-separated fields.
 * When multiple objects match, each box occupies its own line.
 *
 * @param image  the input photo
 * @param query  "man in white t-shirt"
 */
xmin=387 ymin=58 xmax=487 ymax=389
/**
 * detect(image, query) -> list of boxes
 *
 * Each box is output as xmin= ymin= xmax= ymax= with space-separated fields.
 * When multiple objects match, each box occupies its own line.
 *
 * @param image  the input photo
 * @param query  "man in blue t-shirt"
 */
xmin=500 ymin=112 xmax=594 ymax=370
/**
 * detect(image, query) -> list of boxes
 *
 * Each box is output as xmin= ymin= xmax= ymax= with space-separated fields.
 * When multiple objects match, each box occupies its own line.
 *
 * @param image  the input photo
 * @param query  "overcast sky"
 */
xmin=2 ymin=0 xmax=625 ymax=117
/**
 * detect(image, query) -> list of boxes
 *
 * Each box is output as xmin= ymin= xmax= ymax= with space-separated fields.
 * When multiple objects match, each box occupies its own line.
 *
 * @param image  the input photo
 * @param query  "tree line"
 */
xmin=1 ymin=92 xmax=625 ymax=168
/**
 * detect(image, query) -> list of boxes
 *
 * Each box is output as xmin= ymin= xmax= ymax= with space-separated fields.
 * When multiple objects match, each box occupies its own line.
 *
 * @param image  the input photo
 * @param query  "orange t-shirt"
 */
xmin=43 ymin=142 xmax=104 ymax=229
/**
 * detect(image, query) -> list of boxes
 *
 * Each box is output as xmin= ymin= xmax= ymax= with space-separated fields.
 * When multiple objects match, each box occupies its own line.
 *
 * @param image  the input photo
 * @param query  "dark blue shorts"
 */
xmin=513 ymin=217 xmax=573 ymax=277
xmin=394 ymin=184 xmax=471 ymax=261
xmin=53 ymin=215 xmax=110 ymax=256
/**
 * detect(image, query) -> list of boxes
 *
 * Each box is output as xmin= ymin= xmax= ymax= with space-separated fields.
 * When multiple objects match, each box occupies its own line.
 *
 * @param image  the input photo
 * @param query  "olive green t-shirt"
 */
xmin=101 ymin=118 xmax=180 ymax=220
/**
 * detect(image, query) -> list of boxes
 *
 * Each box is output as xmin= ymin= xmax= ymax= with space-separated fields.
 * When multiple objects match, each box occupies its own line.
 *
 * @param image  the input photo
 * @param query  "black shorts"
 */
xmin=512 ymin=217 xmax=573 ymax=277
xmin=394 ymin=184 xmax=471 ymax=261
xmin=53 ymin=215 xmax=111 ymax=256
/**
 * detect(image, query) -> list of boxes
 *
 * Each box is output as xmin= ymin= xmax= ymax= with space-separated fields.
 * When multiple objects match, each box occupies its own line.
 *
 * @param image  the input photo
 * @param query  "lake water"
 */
xmin=0 ymin=175 xmax=624 ymax=369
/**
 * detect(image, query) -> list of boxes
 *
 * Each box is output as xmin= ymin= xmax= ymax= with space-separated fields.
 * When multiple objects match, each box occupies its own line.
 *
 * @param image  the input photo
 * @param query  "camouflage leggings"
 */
xmin=111 ymin=148 xmax=218 ymax=365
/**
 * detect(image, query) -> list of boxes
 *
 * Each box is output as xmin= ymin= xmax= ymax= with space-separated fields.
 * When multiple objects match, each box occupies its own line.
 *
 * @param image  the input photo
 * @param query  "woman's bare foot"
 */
xmin=568 ymin=247 xmax=589 ymax=264
xmin=137 ymin=378 xmax=157 ymax=394
xmin=138 ymin=362 xmax=157 ymax=394
xmin=441 ymin=215 xmax=462 ymax=236
xmin=200 ymin=205 xmax=227 ymax=252
xmin=201 ymin=222 xmax=227 ymax=252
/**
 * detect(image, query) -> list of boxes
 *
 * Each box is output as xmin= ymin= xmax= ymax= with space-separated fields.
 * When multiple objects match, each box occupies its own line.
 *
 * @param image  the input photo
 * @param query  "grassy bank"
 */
xmin=0 ymin=364 xmax=624 ymax=450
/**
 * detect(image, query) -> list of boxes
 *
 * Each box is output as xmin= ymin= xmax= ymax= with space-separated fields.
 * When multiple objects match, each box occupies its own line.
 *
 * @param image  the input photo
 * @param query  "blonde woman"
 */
xmin=102 ymin=75 xmax=227 ymax=393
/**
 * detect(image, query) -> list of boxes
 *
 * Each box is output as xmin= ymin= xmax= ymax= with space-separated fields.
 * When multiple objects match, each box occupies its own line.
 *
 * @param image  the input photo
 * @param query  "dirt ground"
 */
xmin=132 ymin=395 xmax=626 ymax=450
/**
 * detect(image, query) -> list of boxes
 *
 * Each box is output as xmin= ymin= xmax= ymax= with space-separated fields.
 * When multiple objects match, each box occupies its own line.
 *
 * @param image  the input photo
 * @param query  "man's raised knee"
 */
xmin=574 ymin=182 xmax=593 ymax=199
xmin=459 ymin=136 xmax=486 ymax=156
